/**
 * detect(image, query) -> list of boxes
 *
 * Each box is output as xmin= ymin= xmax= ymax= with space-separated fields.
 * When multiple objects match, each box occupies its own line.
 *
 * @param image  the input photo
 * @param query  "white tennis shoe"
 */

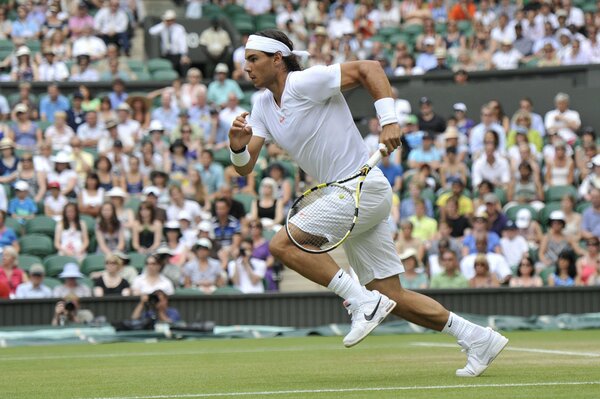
xmin=342 ymin=290 xmax=396 ymax=348
xmin=456 ymin=327 xmax=509 ymax=377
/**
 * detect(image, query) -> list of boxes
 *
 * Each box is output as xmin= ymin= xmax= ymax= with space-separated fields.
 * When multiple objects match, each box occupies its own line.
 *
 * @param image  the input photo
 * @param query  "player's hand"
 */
xmin=229 ymin=111 xmax=253 ymax=152
xmin=380 ymin=123 xmax=402 ymax=154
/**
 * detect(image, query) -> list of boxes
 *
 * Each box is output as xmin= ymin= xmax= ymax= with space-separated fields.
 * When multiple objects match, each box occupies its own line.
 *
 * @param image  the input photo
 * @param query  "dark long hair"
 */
xmin=98 ymin=202 xmax=121 ymax=233
xmin=556 ymin=250 xmax=577 ymax=279
xmin=255 ymin=30 xmax=302 ymax=72
xmin=62 ymin=202 xmax=81 ymax=231
xmin=137 ymin=201 xmax=156 ymax=223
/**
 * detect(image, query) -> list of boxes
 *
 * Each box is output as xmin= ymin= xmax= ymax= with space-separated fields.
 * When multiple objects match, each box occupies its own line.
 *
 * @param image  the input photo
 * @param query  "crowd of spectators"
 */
xmin=1 ymin=0 xmax=600 ymax=304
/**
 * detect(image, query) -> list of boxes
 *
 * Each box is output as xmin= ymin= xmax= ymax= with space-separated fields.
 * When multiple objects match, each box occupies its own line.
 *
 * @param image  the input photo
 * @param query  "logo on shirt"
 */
xmin=279 ymin=116 xmax=285 ymax=124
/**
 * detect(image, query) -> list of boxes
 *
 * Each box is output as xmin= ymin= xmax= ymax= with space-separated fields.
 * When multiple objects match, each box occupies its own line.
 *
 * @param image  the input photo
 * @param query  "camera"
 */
xmin=148 ymin=293 xmax=159 ymax=306
xmin=65 ymin=301 xmax=76 ymax=312
xmin=239 ymin=248 xmax=246 ymax=257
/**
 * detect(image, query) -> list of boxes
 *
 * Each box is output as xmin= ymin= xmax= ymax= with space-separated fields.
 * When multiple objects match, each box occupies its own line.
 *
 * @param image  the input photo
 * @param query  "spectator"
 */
xmin=67 ymin=93 xmax=86 ymax=132
xmin=547 ymin=250 xmax=579 ymax=287
xmin=507 ymin=111 xmax=543 ymax=152
xmin=506 ymin=161 xmax=544 ymax=208
xmin=442 ymin=197 xmax=470 ymax=238
xmin=575 ymin=127 xmax=597 ymax=181
xmin=72 ymin=23 xmax=107 ymax=61
xmin=0 ymin=7 xmax=12 ymax=40
xmin=38 ymin=47 xmax=69 ymax=81
xmin=94 ymin=0 xmax=130 ymax=56
xmin=180 ymin=68 xmax=206 ymax=109
xmin=417 ymin=96 xmax=446 ymax=135
xmin=149 ymin=10 xmax=190 ymax=77
xmin=53 ymin=263 xmax=92 ymax=298
xmin=107 ymin=187 xmax=135 ymax=234
xmin=211 ymin=198 xmax=241 ymax=249
xmin=544 ymin=139 xmax=574 ymax=187
xmin=198 ymin=17 xmax=232 ymax=76
xmin=448 ymin=0 xmax=476 ymax=21
xmin=132 ymin=254 xmax=175 ymax=295
xmin=250 ymin=177 xmax=284 ymax=226
xmin=437 ymin=177 xmax=473 ymax=218
xmin=95 ymin=202 xmax=126 ymax=255
xmin=11 ymin=6 xmax=40 ymax=42
xmin=228 ymin=238 xmax=267 ymax=294
xmin=51 ymin=294 xmax=94 ymax=325
xmin=206 ymin=63 xmax=243 ymax=109
xmin=544 ymin=92 xmax=581 ymax=145
xmin=469 ymin=105 xmax=506 ymax=156
xmin=0 ymin=137 xmax=18 ymax=184
xmin=430 ymin=249 xmax=469 ymax=288
xmin=483 ymin=193 xmax=508 ymax=236
xmin=15 ymin=264 xmax=52 ymax=299
xmin=42 ymin=4 xmax=68 ymax=40
xmin=45 ymin=181 xmax=68 ymax=221
xmin=142 ymin=186 xmax=167 ymax=223
xmin=398 ymin=248 xmax=428 ymax=289
xmin=452 ymin=103 xmax=475 ymax=138
xmin=460 ymin=236 xmax=512 ymax=283
xmin=108 ymin=79 xmax=128 ymax=110
xmin=265 ymin=163 xmax=293 ymax=211
xmin=69 ymin=3 xmax=94 ymax=40
xmin=513 ymin=97 xmax=545 ymax=136
xmin=563 ymin=0 xmax=584 ymax=28
xmin=8 ymin=180 xmax=36 ymax=222
xmin=536 ymin=42 xmax=561 ymax=67
xmin=45 ymin=111 xmax=75 ymax=151
xmin=80 ymin=86 xmax=101 ymax=112
xmin=196 ymin=149 xmax=224 ymax=198
xmin=408 ymin=198 xmax=437 ymax=241
xmin=39 ymin=84 xmax=70 ymax=123
xmin=560 ymin=195 xmax=581 ymax=240
xmin=11 ymin=46 xmax=38 ymax=82
xmin=125 ymin=96 xmax=151 ymax=131
xmin=12 ymin=103 xmax=42 ymax=151
xmin=182 ymin=168 xmax=208 ymax=210
xmin=70 ymin=54 xmax=100 ymax=82
xmin=400 ymin=181 xmax=434 ymax=221
xmin=576 ymin=236 xmax=600 ymax=286
xmin=182 ymin=238 xmax=224 ymax=293
xmin=33 ymin=141 xmax=53 ymax=174
xmin=0 ymin=210 xmax=17 ymax=251
xmin=471 ymin=130 xmax=511 ymax=190
xmin=500 ymin=220 xmax=529 ymax=268
xmin=93 ymin=254 xmax=131 ymax=296
xmin=513 ymin=23 xmax=533 ymax=57
xmin=130 ymin=289 xmax=180 ymax=322
xmin=377 ymin=154 xmax=403 ymax=193
xmin=116 ymin=102 xmax=140 ymax=148
xmin=151 ymin=92 xmax=179 ymax=134
xmin=462 ymin=210 xmax=501 ymax=256
xmin=488 ymin=100 xmax=511 ymax=134
xmin=48 ymin=151 xmax=78 ymax=198
xmin=18 ymin=152 xmax=46 ymax=203
xmin=216 ymin=93 xmax=248 ymax=150
xmin=581 ymin=188 xmax=600 ymax=240
xmin=492 ymin=39 xmax=522 ymax=70
xmin=162 ymin=222 xmax=188 ymax=268
xmin=468 ymin=254 xmax=500 ymax=288
xmin=121 ymin=155 xmax=146 ymax=195
xmin=416 ymin=38 xmax=437 ymax=71
xmin=48 ymin=30 xmax=72 ymax=62
xmin=188 ymin=92 xmax=213 ymax=140
xmin=509 ymin=255 xmax=543 ymax=287
xmin=407 ymin=131 xmax=442 ymax=171
xmin=212 ymin=185 xmax=247 ymax=222
xmin=54 ymin=203 xmax=89 ymax=260
xmin=538 ymin=210 xmax=582 ymax=271
xmin=514 ymin=207 xmax=543 ymax=249
xmin=0 ymin=246 xmax=25 ymax=297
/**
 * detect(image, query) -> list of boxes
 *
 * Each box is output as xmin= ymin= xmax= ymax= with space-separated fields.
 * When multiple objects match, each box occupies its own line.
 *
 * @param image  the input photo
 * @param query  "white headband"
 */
xmin=245 ymin=35 xmax=310 ymax=58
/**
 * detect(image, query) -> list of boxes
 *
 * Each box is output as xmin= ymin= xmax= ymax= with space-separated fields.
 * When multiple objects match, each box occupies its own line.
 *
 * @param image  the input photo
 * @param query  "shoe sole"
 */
xmin=456 ymin=333 xmax=509 ymax=377
xmin=344 ymin=299 xmax=397 ymax=348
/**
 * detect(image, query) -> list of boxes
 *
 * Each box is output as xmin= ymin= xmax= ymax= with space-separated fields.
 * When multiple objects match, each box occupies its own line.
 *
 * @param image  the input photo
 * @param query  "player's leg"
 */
xmin=269 ymin=229 xmax=396 ymax=344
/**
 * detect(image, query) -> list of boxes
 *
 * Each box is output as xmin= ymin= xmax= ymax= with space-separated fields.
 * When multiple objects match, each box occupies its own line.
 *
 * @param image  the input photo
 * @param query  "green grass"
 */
xmin=1 ymin=330 xmax=599 ymax=398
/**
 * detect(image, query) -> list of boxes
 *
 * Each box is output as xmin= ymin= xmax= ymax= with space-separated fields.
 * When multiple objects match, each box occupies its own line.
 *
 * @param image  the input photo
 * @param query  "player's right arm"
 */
xmin=229 ymin=111 xmax=264 ymax=176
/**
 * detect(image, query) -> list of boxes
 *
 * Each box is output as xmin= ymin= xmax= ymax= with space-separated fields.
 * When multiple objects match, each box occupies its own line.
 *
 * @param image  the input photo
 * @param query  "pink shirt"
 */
xmin=0 ymin=267 xmax=25 ymax=295
xmin=68 ymin=16 xmax=94 ymax=39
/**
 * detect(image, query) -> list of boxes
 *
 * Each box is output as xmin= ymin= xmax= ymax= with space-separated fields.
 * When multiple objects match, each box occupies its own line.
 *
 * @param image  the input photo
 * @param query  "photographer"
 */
xmin=131 ymin=290 xmax=181 ymax=324
xmin=51 ymin=294 xmax=94 ymax=326
xmin=227 ymin=239 xmax=266 ymax=294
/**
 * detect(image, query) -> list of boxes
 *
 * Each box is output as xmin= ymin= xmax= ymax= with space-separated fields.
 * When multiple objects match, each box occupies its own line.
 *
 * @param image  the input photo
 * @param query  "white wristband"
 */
xmin=374 ymin=97 xmax=397 ymax=127
xmin=230 ymin=146 xmax=251 ymax=167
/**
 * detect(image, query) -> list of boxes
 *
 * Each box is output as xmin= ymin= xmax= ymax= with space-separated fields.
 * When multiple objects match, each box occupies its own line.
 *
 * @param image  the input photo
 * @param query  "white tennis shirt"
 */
xmin=248 ymin=64 xmax=369 ymax=182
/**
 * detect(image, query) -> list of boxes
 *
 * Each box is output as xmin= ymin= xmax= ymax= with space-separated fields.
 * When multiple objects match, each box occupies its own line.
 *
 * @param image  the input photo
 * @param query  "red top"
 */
xmin=448 ymin=3 xmax=476 ymax=21
xmin=0 ymin=267 xmax=25 ymax=295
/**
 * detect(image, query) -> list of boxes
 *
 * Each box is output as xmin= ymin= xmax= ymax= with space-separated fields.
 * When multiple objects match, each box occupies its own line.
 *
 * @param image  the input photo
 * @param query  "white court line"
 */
xmin=411 ymin=342 xmax=600 ymax=358
xmin=80 ymin=381 xmax=600 ymax=399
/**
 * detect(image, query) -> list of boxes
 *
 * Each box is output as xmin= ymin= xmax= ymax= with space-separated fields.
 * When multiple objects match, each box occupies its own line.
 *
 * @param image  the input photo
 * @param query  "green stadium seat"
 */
xmin=378 ymin=27 xmax=403 ymax=39
xmin=24 ymin=40 xmax=41 ymax=54
xmin=5 ymin=217 xmax=23 ymax=236
xmin=368 ymin=34 xmax=386 ymax=44
xmin=25 ymin=215 xmax=56 ymax=237
xmin=81 ymin=254 xmax=106 ymax=275
xmin=540 ymin=267 xmax=554 ymax=286
xmin=43 ymin=276 xmax=62 ymax=289
xmin=43 ymin=255 xmax=79 ymax=277
xmin=233 ymin=19 xmax=255 ymax=34
xmin=435 ymin=22 xmax=447 ymax=35
xmin=388 ymin=33 xmax=410 ymax=46
xmin=80 ymin=276 xmax=94 ymax=288
xmin=152 ymin=70 xmax=180 ymax=81
xmin=576 ymin=201 xmax=591 ymax=214
xmin=174 ymin=287 xmax=206 ymax=295
xmin=402 ymin=24 xmax=424 ymax=37
xmin=134 ymin=71 xmax=152 ymax=81
xmin=202 ymin=3 xmax=224 ymax=18
xmin=126 ymin=60 xmax=146 ymax=73
xmin=79 ymin=214 xmax=96 ymax=236
xmin=125 ymin=198 xmax=141 ymax=213
xmin=539 ymin=201 xmax=562 ymax=226
xmin=37 ymin=120 xmax=52 ymax=132
xmin=234 ymin=193 xmax=256 ymax=215
xmin=17 ymin=254 xmax=43 ymax=272
xmin=544 ymin=185 xmax=578 ymax=203
xmin=19 ymin=234 xmax=55 ymax=258
xmin=494 ymin=188 xmax=507 ymax=206
xmin=223 ymin=3 xmax=246 ymax=17
xmin=147 ymin=58 xmax=174 ymax=73
xmin=0 ymin=39 xmax=13 ymax=51
xmin=127 ymin=252 xmax=148 ymax=272
xmin=255 ymin=20 xmax=277 ymax=31
xmin=213 ymin=286 xmax=243 ymax=295
xmin=262 ymin=229 xmax=276 ymax=241
xmin=213 ymin=147 xmax=232 ymax=167
xmin=254 ymin=13 xmax=277 ymax=25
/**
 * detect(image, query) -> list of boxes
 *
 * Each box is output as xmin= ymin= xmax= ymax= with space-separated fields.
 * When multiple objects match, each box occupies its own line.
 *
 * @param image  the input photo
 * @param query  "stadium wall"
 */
xmin=1 ymin=287 xmax=599 ymax=327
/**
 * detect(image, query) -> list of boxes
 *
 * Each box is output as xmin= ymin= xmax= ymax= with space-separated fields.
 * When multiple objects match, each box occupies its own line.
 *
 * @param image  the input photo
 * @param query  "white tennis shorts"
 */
xmin=341 ymin=168 xmax=405 ymax=285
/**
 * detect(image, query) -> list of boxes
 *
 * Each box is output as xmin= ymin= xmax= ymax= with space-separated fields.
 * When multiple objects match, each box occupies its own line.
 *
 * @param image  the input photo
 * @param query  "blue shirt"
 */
xmin=463 ymin=232 xmax=501 ymax=254
xmin=39 ymin=95 xmax=70 ymax=122
xmin=142 ymin=307 xmax=181 ymax=323
xmin=196 ymin=163 xmax=224 ymax=195
xmin=0 ymin=227 xmax=17 ymax=248
xmin=582 ymin=207 xmax=600 ymax=238
xmin=404 ymin=130 xmax=425 ymax=150
xmin=207 ymin=79 xmax=243 ymax=107
xmin=408 ymin=146 xmax=442 ymax=163
xmin=400 ymin=197 xmax=434 ymax=221
xmin=151 ymin=107 xmax=180 ymax=133
xmin=8 ymin=197 xmax=38 ymax=219
xmin=188 ymin=105 xmax=212 ymax=138
xmin=416 ymin=53 xmax=437 ymax=71
xmin=109 ymin=92 xmax=128 ymax=109
xmin=378 ymin=163 xmax=403 ymax=188
xmin=212 ymin=215 xmax=241 ymax=247
xmin=11 ymin=19 xmax=39 ymax=38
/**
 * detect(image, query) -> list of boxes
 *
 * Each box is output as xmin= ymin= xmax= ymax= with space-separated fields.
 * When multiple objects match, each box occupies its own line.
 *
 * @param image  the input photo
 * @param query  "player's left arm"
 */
xmin=340 ymin=61 xmax=401 ymax=154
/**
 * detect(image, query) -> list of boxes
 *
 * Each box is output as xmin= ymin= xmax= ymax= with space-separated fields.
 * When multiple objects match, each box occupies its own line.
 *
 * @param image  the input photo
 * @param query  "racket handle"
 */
xmin=365 ymin=144 xmax=387 ymax=169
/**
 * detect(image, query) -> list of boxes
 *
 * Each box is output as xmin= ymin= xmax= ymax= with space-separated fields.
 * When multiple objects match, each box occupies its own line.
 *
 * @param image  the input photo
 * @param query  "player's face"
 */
xmin=244 ymin=50 xmax=277 ymax=88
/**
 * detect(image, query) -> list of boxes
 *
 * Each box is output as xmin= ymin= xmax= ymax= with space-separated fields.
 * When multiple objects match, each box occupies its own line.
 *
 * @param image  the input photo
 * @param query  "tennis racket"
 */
xmin=285 ymin=144 xmax=388 ymax=254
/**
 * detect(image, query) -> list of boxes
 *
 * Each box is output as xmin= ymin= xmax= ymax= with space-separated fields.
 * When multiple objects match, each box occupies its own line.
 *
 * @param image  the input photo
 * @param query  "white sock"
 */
xmin=442 ymin=312 xmax=487 ymax=345
xmin=327 ymin=269 xmax=371 ymax=302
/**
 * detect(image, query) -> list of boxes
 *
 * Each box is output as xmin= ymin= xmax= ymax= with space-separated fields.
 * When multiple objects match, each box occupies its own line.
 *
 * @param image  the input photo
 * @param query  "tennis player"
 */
xmin=229 ymin=30 xmax=508 ymax=377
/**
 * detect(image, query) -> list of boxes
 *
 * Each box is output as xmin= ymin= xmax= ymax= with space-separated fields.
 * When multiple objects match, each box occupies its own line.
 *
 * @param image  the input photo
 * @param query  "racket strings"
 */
xmin=287 ymin=184 xmax=357 ymax=251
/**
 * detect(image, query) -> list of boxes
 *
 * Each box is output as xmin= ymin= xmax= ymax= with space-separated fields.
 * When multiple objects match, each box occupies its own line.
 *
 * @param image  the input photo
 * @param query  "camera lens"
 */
xmin=65 ymin=301 xmax=76 ymax=312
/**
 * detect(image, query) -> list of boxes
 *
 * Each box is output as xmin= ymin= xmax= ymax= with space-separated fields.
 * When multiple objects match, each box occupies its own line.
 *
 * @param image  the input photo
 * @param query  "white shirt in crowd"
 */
xmin=131 ymin=274 xmax=175 ymax=295
xmin=249 ymin=64 xmax=369 ymax=183
xmin=227 ymin=257 xmax=267 ymax=294
xmin=471 ymin=154 xmax=511 ymax=187
xmin=544 ymin=108 xmax=581 ymax=144
xmin=38 ymin=61 xmax=69 ymax=81
xmin=77 ymin=123 xmax=107 ymax=143
xmin=500 ymin=235 xmax=529 ymax=267
xmin=94 ymin=7 xmax=129 ymax=34
xmin=72 ymin=35 xmax=107 ymax=59
xmin=492 ymin=48 xmax=522 ymax=70
xmin=166 ymin=200 xmax=203 ymax=224
xmin=460 ymin=252 xmax=512 ymax=281
xmin=149 ymin=22 xmax=188 ymax=56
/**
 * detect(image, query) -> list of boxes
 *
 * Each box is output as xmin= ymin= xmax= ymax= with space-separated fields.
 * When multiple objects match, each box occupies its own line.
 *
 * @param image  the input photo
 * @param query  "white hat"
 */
xmin=434 ymin=47 xmax=447 ymax=58
xmin=162 ymin=9 xmax=176 ymax=20
xmin=14 ymin=180 xmax=29 ymax=192
xmin=154 ymin=245 xmax=173 ymax=256
xmin=51 ymin=151 xmax=73 ymax=164
xmin=107 ymin=187 xmax=127 ymax=198
xmin=399 ymin=248 xmax=417 ymax=261
xmin=178 ymin=210 xmax=192 ymax=221
xmin=453 ymin=102 xmax=467 ymax=112
xmin=117 ymin=102 xmax=132 ymax=112
xmin=149 ymin=120 xmax=164 ymax=132
xmin=142 ymin=186 xmax=161 ymax=196
xmin=549 ymin=210 xmax=566 ymax=223
xmin=423 ymin=37 xmax=436 ymax=46
xmin=164 ymin=220 xmax=181 ymax=230
xmin=198 ymin=220 xmax=212 ymax=233
xmin=194 ymin=238 xmax=212 ymax=250
xmin=557 ymin=28 xmax=571 ymax=38
xmin=501 ymin=38 xmax=513 ymax=46
xmin=14 ymin=103 xmax=28 ymax=114
xmin=215 ymin=63 xmax=229 ymax=74
xmin=58 ymin=263 xmax=84 ymax=279
xmin=15 ymin=46 xmax=31 ymax=57
xmin=515 ymin=208 xmax=532 ymax=229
